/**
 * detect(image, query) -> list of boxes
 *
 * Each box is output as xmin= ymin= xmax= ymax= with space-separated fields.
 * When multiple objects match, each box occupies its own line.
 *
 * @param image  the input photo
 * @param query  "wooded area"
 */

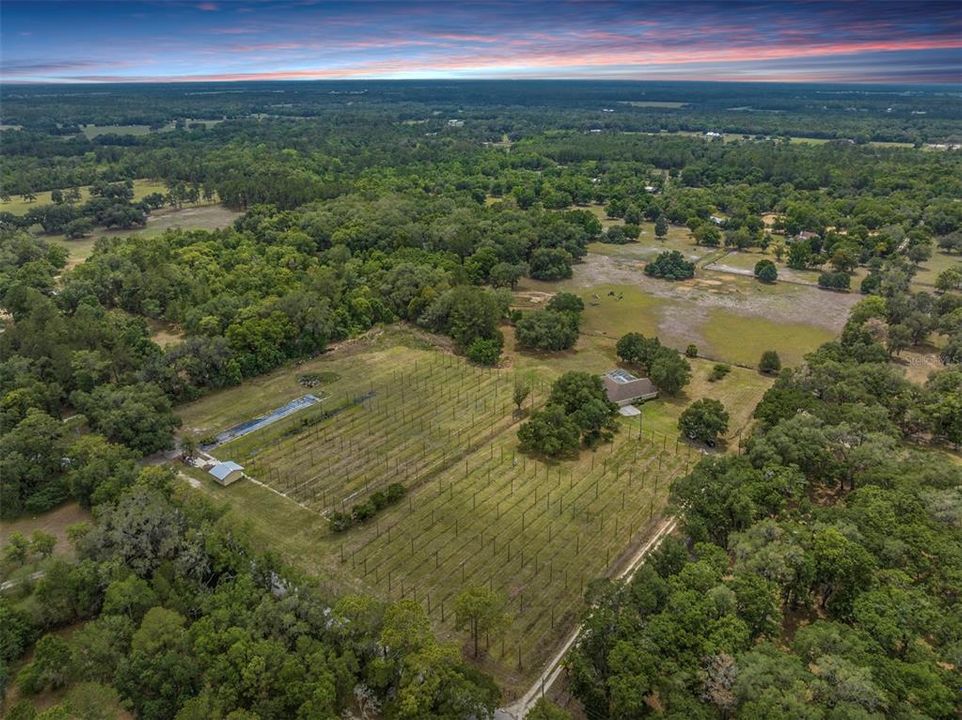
xmin=1 ymin=80 xmax=960 ymax=719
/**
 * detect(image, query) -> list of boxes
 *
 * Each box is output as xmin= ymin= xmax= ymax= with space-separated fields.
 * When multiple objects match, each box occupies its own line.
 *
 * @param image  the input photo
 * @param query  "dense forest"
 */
xmin=3 ymin=81 xmax=962 ymax=143
xmin=1 ymin=81 xmax=961 ymax=719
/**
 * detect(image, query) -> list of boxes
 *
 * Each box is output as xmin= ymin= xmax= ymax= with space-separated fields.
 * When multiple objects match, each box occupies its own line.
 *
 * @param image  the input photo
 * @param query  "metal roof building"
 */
xmin=602 ymin=369 xmax=659 ymax=406
xmin=209 ymin=461 xmax=244 ymax=486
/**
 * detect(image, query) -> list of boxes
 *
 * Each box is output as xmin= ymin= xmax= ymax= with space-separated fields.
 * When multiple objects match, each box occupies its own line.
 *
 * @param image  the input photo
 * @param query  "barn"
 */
xmin=209 ymin=461 xmax=245 ymax=486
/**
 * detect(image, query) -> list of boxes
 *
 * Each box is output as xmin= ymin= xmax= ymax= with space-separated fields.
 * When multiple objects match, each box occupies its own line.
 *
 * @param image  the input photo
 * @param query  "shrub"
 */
xmin=602 ymin=226 xmax=631 ymax=244
xmin=517 ymin=405 xmax=581 ymax=458
xmin=685 ymin=344 xmax=698 ymax=358
xmin=466 ymin=336 xmax=503 ymax=366
xmin=328 ymin=484 xmax=406 ymax=532
xmin=369 ymin=490 xmax=388 ymax=511
xmin=708 ymin=363 xmax=731 ymax=382
xmin=351 ymin=500 xmax=377 ymax=523
xmin=754 ymin=259 xmax=778 ymax=283
xmin=385 ymin=483 xmax=406 ymax=503
xmin=546 ymin=292 xmax=585 ymax=315
xmin=328 ymin=511 xmax=353 ymax=533
xmin=694 ymin=224 xmax=721 ymax=247
xmin=759 ymin=350 xmax=782 ymax=374
xmin=655 ymin=215 xmax=669 ymax=238
xmin=818 ymin=271 xmax=851 ymax=291
xmin=644 ymin=250 xmax=694 ymax=280
xmin=787 ymin=241 xmax=813 ymax=270
xmin=860 ymin=273 xmax=881 ymax=295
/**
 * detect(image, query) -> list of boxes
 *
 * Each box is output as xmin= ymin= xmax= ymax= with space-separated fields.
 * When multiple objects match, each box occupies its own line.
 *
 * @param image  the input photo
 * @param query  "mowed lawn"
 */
xmin=173 ymin=326 xmax=766 ymax=695
xmin=698 ymin=308 xmax=836 ymax=368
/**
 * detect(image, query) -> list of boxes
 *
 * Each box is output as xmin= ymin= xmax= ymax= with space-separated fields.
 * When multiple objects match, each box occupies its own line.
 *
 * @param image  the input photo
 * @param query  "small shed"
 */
xmin=603 ymin=369 xmax=659 ymax=406
xmin=791 ymin=230 xmax=819 ymax=243
xmin=209 ymin=461 xmax=244 ymax=486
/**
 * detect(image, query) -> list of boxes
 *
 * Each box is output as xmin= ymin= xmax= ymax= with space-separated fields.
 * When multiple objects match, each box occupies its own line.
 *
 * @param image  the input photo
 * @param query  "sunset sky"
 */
xmin=2 ymin=0 xmax=960 ymax=84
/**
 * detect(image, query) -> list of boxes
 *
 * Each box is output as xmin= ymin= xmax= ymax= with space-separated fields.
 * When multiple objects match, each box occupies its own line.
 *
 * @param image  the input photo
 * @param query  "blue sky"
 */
xmin=2 ymin=1 xmax=960 ymax=84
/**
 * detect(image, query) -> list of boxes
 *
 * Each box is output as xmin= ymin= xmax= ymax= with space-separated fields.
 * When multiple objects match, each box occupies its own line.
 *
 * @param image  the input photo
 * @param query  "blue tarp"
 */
xmin=209 ymin=394 xmax=322 ymax=447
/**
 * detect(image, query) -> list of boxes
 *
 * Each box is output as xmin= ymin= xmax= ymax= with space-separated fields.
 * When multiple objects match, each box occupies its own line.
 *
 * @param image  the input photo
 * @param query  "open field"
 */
xmin=0 ymin=178 xmax=167 ymax=215
xmin=518 ymin=239 xmax=858 ymax=368
xmin=699 ymin=308 xmax=836 ymax=368
xmin=80 ymin=123 xmax=154 ymax=139
xmin=588 ymin=236 xmax=722 ymax=266
xmin=175 ymin=327 xmax=719 ymax=694
xmin=50 ymin=204 xmax=242 ymax=267
xmin=79 ymin=119 xmax=222 ymax=139
xmin=621 ymin=100 xmax=688 ymax=108
xmin=896 ymin=340 xmax=947 ymax=385
xmin=518 ymin=269 xmax=848 ymax=368
xmin=630 ymin=129 xmax=922 ymax=149
xmin=0 ymin=502 xmax=91 ymax=562
xmin=582 ymin=203 xmax=624 ymax=229
xmin=913 ymin=250 xmax=961 ymax=288
xmin=705 ymin=248 xmax=870 ymax=288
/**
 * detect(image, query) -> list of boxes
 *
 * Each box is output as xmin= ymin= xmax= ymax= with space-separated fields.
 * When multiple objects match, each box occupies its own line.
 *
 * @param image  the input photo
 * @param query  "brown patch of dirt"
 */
xmin=810 ymin=483 xmax=843 ymax=508
xmin=658 ymin=303 xmax=709 ymax=349
xmin=0 ymin=502 xmax=92 ymax=559
xmin=896 ymin=347 xmax=943 ymax=385
xmin=148 ymin=319 xmax=185 ymax=349
xmin=782 ymin=604 xmax=821 ymax=644
xmin=513 ymin=290 xmax=555 ymax=308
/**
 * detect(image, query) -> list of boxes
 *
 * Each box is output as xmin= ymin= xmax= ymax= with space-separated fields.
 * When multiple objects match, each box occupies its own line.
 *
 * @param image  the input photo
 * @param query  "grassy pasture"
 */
xmin=698 ymin=308 xmax=835 ymax=368
xmin=524 ymin=279 xmax=838 ymax=369
xmin=622 ymin=101 xmax=688 ymax=108
xmin=913 ymin=250 xmax=961 ymax=289
xmin=0 ymin=178 xmax=167 ymax=215
xmin=180 ymin=335 xmax=436 ymax=436
xmin=706 ymin=248 xmax=870 ymax=289
xmin=582 ymin=203 xmax=624 ymax=229
xmin=49 ymin=205 xmax=242 ymax=268
xmin=588 ymin=236 xmax=720 ymax=265
xmin=80 ymin=124 xmax=155 ymax=139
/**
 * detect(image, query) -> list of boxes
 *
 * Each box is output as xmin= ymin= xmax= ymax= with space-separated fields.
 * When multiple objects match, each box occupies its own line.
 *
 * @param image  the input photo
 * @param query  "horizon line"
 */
xmin=3 ymin=76 xmax=960 ymax=88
